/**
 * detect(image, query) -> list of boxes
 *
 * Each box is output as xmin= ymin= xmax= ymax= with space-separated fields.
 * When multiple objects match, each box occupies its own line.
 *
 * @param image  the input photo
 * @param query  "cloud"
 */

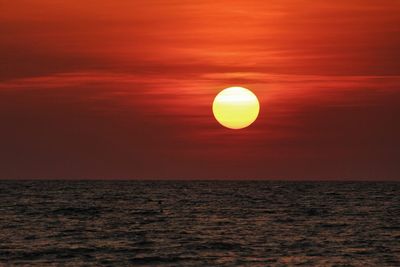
xmin=1 ymin=0 xmax=399 ymax=179
xmin=1 ymin=70 xmax=399 ymax=179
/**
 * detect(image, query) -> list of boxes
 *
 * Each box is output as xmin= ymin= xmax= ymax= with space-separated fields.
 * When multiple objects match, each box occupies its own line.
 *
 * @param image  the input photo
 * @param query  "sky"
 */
xmin=0 ymin=0 xmax=399 ymax=180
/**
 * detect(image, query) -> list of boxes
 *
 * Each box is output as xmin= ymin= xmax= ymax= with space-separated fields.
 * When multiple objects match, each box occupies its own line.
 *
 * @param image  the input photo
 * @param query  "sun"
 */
xmin=212 ymin=86 xmax=260 ymax=129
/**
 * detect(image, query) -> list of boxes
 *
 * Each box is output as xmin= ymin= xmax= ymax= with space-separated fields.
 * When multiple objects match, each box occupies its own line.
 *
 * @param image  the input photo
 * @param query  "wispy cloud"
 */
xmin=0 ymin=0 xmax=399 ymax=179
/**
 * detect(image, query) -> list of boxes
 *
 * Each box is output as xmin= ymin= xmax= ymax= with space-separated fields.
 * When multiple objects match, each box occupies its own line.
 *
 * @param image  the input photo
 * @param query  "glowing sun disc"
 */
xmin=212 ymin=86 xmax=260 ymax=129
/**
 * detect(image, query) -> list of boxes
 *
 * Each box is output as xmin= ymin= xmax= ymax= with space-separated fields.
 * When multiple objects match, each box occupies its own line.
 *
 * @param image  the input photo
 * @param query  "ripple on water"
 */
xmin=0 ymin=181 xmax=399 ymax=266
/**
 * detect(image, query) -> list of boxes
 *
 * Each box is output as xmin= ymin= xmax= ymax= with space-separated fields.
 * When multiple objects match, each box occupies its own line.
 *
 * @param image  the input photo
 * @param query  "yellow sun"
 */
xmin=212 ymin=86 xmax=260 ymax=129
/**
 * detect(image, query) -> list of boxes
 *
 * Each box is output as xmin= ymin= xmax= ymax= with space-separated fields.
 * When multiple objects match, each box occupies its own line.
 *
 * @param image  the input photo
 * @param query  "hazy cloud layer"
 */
xmin=1 ymin=0 xmax=399 ymax=179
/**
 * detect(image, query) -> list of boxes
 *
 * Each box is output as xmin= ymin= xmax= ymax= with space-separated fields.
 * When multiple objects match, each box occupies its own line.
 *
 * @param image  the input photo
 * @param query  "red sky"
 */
xmin=0 ymin=0 xmax=399 ymax=179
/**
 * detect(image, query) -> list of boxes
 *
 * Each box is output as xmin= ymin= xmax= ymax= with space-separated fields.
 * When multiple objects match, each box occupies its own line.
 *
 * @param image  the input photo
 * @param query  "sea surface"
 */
xmin=0 ymin=181 xmax=399 ymax=266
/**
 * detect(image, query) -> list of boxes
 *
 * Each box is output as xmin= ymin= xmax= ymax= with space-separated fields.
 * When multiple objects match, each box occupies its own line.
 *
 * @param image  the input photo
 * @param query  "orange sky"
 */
xmin=0 ymin=0 xmax=399 ymax=179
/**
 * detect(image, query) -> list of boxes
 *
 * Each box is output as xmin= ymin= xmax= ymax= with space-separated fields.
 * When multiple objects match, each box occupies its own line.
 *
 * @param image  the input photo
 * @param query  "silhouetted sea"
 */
xmin=0 ymin=181 xmax=399 ymax=266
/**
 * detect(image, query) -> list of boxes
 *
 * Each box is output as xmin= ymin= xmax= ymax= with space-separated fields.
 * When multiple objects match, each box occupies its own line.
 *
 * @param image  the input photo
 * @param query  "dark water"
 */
xmin=0 ymin=181 xmax=399 ymax=266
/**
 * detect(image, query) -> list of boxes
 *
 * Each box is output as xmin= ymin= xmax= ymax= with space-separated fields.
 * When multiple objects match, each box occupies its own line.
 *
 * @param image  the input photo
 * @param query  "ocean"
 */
xmin=0 ymin=181 xmax=399 ymax=266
